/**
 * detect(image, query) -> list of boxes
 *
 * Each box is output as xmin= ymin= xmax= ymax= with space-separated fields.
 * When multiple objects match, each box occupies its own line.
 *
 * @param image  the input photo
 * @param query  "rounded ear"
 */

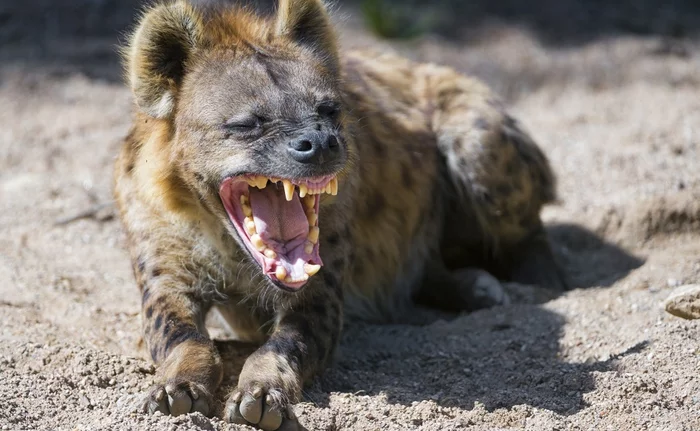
xmin=275 ymin=0 xmax=339 ymax=73
xmin=125 ymin=2 xmax=203 ymax=119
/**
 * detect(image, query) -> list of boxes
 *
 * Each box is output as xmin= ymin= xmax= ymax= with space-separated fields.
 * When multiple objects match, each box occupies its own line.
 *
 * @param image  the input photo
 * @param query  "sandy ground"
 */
xmin=2 ymin=1 xmax=700 ymax=430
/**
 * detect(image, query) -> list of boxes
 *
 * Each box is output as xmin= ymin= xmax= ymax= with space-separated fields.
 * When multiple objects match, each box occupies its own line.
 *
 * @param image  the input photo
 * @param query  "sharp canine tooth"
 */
xmin=330 ymin=177 xmax=338 ymax=195
xmin=275 ymin=266 xmax=287 ymax=281
xmin=305 ymin=263 xmax=321 ymax=276
xmin=308 ymin=226 xmax=319 ymax=244
xmin=282 ymin=180 xmax=294 ymax=201
xmin=242 ymin=204 xmax=252 ymax=217
xmin=264 ymin=249 xmax=277 ymax=259
xmin=299 ymin=184 xmax=308 ymax=198
xmin=304 ymin=242 xmax=314 ymax=254
xmin=250 ymin=234 xmax=265 ymax=251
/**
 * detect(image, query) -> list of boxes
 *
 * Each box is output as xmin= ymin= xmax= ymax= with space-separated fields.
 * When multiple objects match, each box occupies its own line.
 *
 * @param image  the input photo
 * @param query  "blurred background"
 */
xmin=2 ymin=0 xmax=699 ymax=99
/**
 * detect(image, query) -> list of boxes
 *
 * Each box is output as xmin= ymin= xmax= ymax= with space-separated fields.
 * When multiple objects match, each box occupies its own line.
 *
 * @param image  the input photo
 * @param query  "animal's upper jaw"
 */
xmin=219 ymin=174 xmax=340 ymax=291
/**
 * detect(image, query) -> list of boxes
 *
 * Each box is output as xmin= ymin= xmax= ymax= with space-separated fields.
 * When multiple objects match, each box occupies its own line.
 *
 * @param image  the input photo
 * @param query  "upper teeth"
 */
xmin=245 ymin=176 xmax=339 ymax=201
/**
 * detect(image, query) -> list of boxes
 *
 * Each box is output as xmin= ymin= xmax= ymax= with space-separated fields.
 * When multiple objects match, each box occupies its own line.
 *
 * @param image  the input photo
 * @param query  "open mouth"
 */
xmin=219 ymin=174 xmax=338 ymax=290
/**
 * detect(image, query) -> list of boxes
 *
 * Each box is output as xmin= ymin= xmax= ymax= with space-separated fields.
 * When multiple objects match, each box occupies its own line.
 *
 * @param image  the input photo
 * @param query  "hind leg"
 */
xmin=423 ymin=65 xmax=567 ymax=293
xmin=414 ymin=259 xmax=510 ymax=312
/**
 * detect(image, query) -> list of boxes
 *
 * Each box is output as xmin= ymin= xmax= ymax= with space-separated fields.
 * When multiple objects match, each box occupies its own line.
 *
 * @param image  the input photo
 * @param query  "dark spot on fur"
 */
xmin=262 ymin=335 xmax=304 ymax=369
xmin=165 ymin=324 xmax=206 ymax=354
xmin=365 ymin=191 xmax=385 ymax=217
xmin=371 ymin=138 xmax=386 ymax=156
xmin=312 ymin=302 xmax=327 ymax=320
xmin=142 ymin=287 xmax=151 ymax=304
xmin=474 ymin=117 xmax=490 ymax=130
xmin=504 ymin=115 xmax=517 ymax=128
xmin=505 ymin=160 xmax=519 ymax=176
xmin=136 ymin=256 xmax=146 ymax=274
xmin=150 ymin=346 xmax=159 ymax=362
xmin=323 ymin=271 xmax=338 ymax=288
xmin=154 ymin=314 xmax=163 ymax=331
xmin=500 ymin=129 xmax=511 ymax=147
xmin=277 ymin=364 xmax=287 ymax=374
xmin=496 ymin=183 xmax=514 ymax=197
xmin=151 ymin=267 xmax=162 ymax=278
xmin=194 ymin=172 xmax=204 ymax=182
xmin=401 ymin=164 xmax=414 ymax=188
xmin=331 ymin=258 xmax=345 ymax=272
xmin=327 ymin=233 xmax=340 ymax=246
xmin=146 ymin=306 xmax=153 ymax=319
xmin=125 ymin=163 xmax=134 ymax=174
xmin=437 ymin=87 xmax=462 ymax=110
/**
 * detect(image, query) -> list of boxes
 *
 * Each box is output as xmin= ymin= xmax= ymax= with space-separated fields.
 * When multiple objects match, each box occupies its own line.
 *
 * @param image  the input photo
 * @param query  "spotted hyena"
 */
xmin=114 ymin=0 xmax=567 ymax=429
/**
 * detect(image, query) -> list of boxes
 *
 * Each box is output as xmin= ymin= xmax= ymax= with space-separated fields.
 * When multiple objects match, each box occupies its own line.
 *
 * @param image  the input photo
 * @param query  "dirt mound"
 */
xmin=594 ymin=191 xmax=700 ymax=248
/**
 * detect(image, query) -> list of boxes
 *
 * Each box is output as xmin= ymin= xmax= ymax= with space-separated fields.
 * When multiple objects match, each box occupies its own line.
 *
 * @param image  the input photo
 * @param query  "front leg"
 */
xmin=224 ymin=279 xmax=343 ymax=431
xmin=135 ymin=255 xmax=223 ymax=417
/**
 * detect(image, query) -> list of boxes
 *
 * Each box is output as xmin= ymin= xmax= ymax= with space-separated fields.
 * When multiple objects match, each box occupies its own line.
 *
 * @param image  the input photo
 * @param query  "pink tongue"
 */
xmin=249 ymin=185 xmax=308 ymax=243
xmin=248 ymin=185 xmax=312 ymax=280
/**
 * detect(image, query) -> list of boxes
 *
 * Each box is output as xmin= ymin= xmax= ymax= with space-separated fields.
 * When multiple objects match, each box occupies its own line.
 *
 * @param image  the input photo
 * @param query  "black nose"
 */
xmin=287 ymin=132 xmax=340 ymax=165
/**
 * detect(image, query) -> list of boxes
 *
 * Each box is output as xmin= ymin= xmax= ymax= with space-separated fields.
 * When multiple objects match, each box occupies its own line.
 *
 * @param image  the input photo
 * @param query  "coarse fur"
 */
xmin=114 ymin=0 xmax=567 ymax=428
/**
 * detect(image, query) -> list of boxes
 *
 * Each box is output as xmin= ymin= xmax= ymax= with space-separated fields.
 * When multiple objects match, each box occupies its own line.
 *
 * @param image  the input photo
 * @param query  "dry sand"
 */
xmin=1 ymin=1 xmax=699 ymax=430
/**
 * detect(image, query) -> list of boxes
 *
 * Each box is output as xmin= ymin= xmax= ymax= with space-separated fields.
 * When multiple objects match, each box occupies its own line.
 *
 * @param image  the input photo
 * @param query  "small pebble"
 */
xmin=664 ymin=284 xmax=700 ymax=319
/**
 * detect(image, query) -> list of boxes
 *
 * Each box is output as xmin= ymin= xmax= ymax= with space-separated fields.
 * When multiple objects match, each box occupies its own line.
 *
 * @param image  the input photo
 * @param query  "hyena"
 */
xmin=114 ymin=0 xmax=567 ymax=429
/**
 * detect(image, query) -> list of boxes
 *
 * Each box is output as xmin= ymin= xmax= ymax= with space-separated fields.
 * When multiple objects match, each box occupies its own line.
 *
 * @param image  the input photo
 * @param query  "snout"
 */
xmin=287 ymin=131 xmax=341 ymax=166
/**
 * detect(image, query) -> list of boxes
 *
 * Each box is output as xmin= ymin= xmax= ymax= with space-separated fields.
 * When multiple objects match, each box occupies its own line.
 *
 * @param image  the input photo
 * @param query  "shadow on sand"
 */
xmin=213 ymin=223 xmax=645 ymax=417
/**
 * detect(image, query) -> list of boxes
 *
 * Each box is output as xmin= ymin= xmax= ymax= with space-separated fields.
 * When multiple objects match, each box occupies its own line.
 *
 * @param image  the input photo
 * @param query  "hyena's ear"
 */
xmin=275 ymin=0 xmax=339 ymax=72
xmin=125 ymin=2 xmax=203 ymax=119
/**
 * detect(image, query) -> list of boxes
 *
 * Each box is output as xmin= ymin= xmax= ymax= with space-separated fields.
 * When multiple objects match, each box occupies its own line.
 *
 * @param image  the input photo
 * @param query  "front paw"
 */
xmin=225 ymin=386 xmax=299 ymax=431
xmin=141 ymin=378 xmax=212 ymax=417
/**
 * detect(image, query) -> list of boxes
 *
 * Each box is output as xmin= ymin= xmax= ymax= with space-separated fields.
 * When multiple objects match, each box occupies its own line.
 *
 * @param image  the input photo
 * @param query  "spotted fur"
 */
xmin=114 ymin=0 xmax=566 ymax=428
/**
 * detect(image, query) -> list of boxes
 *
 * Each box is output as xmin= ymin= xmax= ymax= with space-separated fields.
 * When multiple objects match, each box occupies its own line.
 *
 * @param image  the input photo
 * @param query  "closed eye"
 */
xmin=223 ymin=115 xmax=263 ymax=133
